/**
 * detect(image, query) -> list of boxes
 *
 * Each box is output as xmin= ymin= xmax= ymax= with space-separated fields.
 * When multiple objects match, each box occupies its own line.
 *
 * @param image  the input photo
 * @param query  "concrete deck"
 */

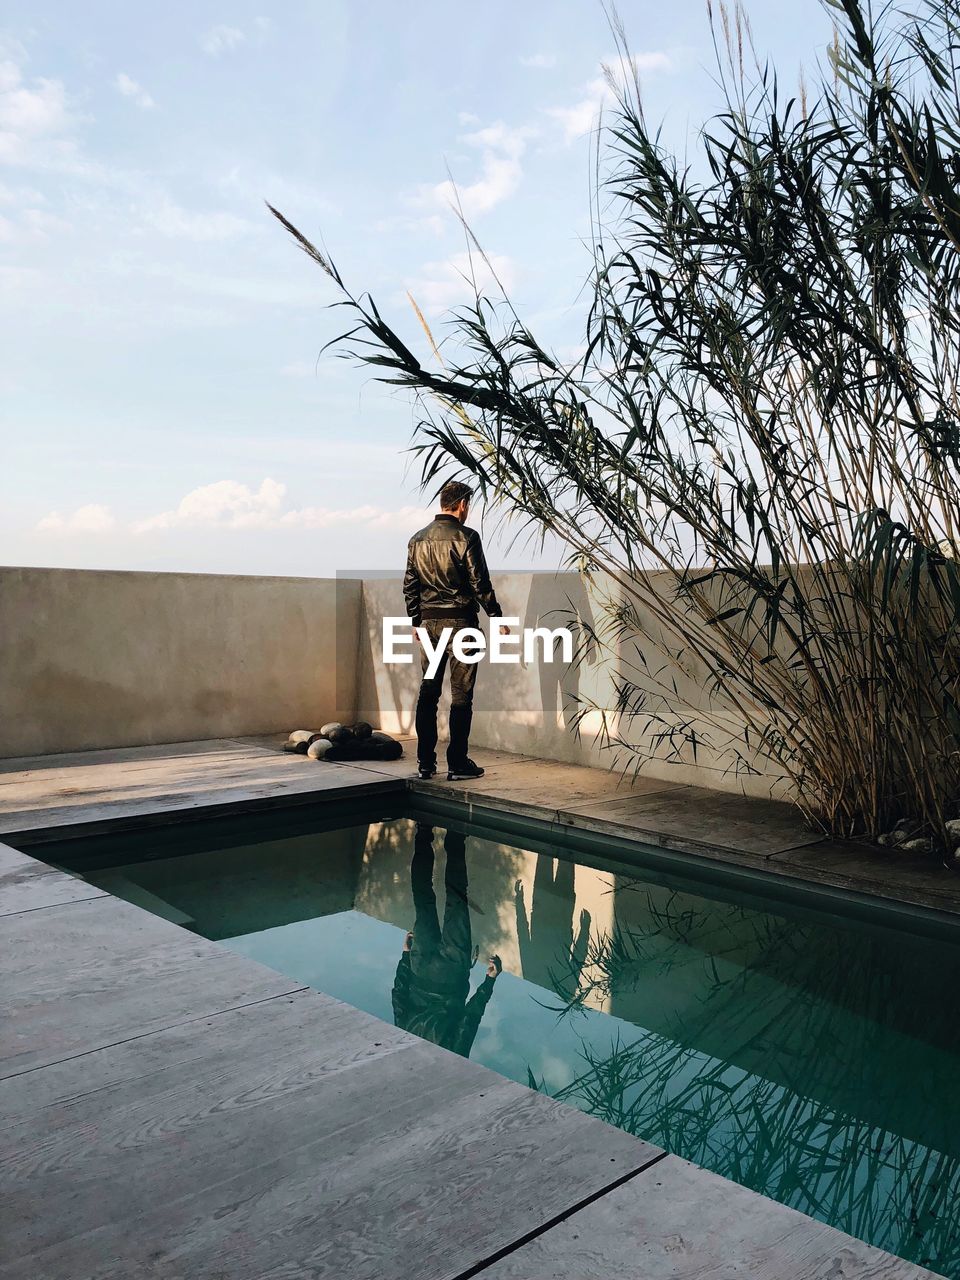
xmin=0 ymin=738 xmax=950 ymax=1279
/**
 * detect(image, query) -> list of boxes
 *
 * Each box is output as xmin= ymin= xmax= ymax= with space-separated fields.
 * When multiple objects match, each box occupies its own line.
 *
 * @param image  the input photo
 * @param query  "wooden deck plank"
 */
xmin=0 ymin=767 xmax=402 ymax=840
xmin=0 ymin=987 xmax=401 ymax=1125
xmin=0 ymin=749 xmax=367 ymax=795
xmin=2 ymin=895 xmax=304 ymax=1078
xmin=0 ymin=747 xmax=285 ymax=791
xmin=475 ymin=1153 xmax=943 ymax=1280
xmin=1 ymin=982 xmax=659 ymax=1280
xmin=0 ymin=753 xmax=946 ymax=1280
xmin=0 ymin=840 xmax=105 ymax=916
xmin=0 ymin=737 xmax=401 ymax=832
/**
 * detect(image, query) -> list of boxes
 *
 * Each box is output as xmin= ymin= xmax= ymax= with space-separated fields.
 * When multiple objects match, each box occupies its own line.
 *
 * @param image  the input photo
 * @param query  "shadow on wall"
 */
xmin=354 ymin=571 xmax=787 ymax=799
xmin=523 ymin=571 xmax=598 ymax=750
xmin=355 ymin=573 xmax=607 ymax=761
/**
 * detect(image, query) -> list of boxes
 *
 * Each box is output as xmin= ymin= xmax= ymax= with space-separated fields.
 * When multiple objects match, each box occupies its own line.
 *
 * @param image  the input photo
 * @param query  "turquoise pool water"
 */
xmin=46 ymin=808 xmax=960 ymax=1275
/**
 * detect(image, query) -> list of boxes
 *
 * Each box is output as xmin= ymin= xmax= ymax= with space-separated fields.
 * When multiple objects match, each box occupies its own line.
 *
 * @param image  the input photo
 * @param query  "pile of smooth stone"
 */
xmin=877 ymin=816 xmax=960 ymax=858
xmin=284 ymin=721 xmax=403 ymax=762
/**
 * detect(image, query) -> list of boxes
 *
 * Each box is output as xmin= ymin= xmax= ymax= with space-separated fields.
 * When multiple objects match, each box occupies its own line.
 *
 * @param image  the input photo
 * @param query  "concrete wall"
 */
xmin=1 ymin=563 xmax=790 ymax=799
xmin=0 ymin=567 xmax=361 ymax=757
xmin=356 ymin=571 xmax=790 ymax=800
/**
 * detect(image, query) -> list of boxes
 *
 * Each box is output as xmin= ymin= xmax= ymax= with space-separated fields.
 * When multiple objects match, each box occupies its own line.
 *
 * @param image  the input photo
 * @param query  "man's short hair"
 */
xmin=439 ymin=480 xmax=473 ymax=511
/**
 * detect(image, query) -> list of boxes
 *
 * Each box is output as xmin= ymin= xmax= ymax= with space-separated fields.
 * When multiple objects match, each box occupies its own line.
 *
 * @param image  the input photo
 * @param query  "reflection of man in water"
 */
xmin=392 ymin=823 xmax=501 ymax=1059
xmin=515 ymin=854 xmax=591 ymax=1001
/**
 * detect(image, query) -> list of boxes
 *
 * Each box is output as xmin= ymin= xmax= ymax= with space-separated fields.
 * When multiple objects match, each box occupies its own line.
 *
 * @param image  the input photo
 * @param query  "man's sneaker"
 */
xmin=447 ymin=759 xmax=485 ymax=781
xmin=417 ymin=764 xmax=437 ymax=780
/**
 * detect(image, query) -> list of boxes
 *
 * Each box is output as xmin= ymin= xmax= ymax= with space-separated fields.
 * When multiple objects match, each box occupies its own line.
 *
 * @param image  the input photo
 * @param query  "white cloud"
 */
xmin=625 ymin=51 xmax=673 ymax=74
xmin=0 ymin=56 xmax=77 ymax=165
xmin=0 ymin=205 xmax=69 ymax=242
xmin=0 ymin=263 xmax=44 ymax=295
xmin=406 ymin=251 xmax=517 ymax=315
xmin=37 ymin=504 xmax=116 ymax=534
xmin=141 ymin=196 xmax=250 ymax=241
xmin=548 ymin=51 xmax=672 ymax=143
xmin=547 ymin=78 xmax=609 ymax=143
xmin=129 ymin=479 xmax=431 ymax=534
xmin=35 ymin=485 xmax=432 ymax=539
xmin=279 ymin=504 xmax=431 ymax=531
xmin=373 ymin=211 xmax=446 ymax=237
xmin=0 ymin=177 xmax=44 ymax=204
xmin=200 ymin=20 xmax=271 ymax=56
xmin=200 ymin=25 xmax=247 ymax=56
xmin=279 ymin=360 xmax=316 ymax=377
xmin=115 ymin=73 xmax=155 ymax=111
xmin=418 ymin=121 xmax=537 ymax=219
xmin=106 ymin=251 xmax=323 ymax=309
xmin=520 ymin=53 xmax=557 ymax=69
xmin=0 ymin=169 xmax=64 ymax=240
xmin=134 ymin=478 xmax=286 ymax=532
xmin=222 ymin=166 xmax=339 ymax=219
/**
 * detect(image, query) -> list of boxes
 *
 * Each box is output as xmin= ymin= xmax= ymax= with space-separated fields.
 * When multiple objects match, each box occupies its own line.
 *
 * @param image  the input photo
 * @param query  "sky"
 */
xmin=0 ymin=0 xmax=835 ymax=578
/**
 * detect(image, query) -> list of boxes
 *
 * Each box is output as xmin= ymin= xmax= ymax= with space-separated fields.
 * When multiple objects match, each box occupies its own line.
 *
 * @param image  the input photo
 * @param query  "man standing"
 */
xmin=403 ymin=480 xmax=504 ymax=781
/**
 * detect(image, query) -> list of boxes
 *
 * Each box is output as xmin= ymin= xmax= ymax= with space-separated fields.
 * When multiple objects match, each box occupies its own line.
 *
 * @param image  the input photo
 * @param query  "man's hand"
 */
xmin=404 ymin=930 xmax=414 ymax=952
xmin=487 ymin=954 xmax=503 ymax=978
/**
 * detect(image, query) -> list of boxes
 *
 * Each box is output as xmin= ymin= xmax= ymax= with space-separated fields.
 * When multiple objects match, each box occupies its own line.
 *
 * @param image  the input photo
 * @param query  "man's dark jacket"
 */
xmin=403 ymin=513 xmax=503 ymax=627
xmin=391 ymin=954 xmax=496 ymax=1059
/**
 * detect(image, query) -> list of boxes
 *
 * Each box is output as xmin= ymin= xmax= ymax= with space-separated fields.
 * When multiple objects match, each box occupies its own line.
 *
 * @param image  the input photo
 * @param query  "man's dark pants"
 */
xmin=415 ymin=616 xmax=478 ymax=771
xmin=410 ymin=823 xmax=472 ymax=992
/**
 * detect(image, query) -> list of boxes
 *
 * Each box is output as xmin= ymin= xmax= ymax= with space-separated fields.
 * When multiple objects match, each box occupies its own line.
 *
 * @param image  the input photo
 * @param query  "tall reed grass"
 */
xmin=272 ymin=0 xmax=960 ymax=850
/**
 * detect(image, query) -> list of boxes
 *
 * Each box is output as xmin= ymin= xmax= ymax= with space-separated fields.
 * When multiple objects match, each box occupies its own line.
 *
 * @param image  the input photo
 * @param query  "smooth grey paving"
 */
xmin=475 ymin=1154 xmax=943 ymax=1280
xmin=770 ymin=839 xmax=960 ymax=916
xmin=559 ymin=785 xmax=823 ymax=858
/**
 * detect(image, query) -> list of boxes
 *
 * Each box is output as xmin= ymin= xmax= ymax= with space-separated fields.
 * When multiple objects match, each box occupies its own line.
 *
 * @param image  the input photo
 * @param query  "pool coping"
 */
xmin=8 ymin=745 xmax=960 ymax=937
xmin=13 ymin=766 xmax=960 ymax=943
xmin=403 ymin=768 xmax=960 ymax=924
xmin=407 ymin=788 xmax=960 ymax=944
xmin=6 ymin=773 xmax=406 ymax=845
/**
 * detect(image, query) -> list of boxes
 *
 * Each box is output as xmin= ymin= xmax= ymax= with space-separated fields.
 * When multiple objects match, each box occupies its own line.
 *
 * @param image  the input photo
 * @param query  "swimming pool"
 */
xmin=38 ymin=803 xmax=960 ymax=1276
